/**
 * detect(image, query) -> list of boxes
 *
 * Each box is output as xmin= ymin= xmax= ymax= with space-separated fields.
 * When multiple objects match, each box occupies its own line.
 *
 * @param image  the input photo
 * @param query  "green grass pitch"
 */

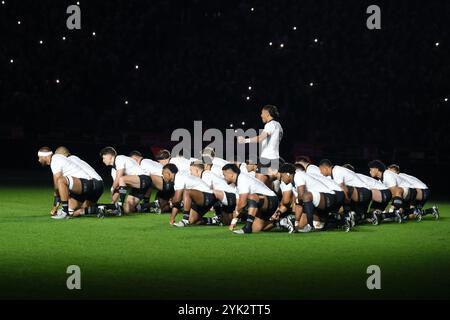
xmin=0 ymin=185 xmax=449 ymax=300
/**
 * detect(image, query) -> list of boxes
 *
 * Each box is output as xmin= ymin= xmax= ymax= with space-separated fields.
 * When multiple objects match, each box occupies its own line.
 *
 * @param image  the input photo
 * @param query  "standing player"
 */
xmin=99 ymin=147 xmax=152 ymax=214
xmin=162 ymin=163 xmax=217 ymax=227
xmin=190 ymin=161 xmax=237 ymax=225
xmin=37 ymin=147 xmax=94 ymax=219
xmin=222 ymin=163 xmax=279 ymax=234
xmin=319 ymin=159 xmax=372 ymax=223
xmin=387 ymin=164 xmax=439 ymax=220
xmin=238 ymin=105 xmax=283 ymax=186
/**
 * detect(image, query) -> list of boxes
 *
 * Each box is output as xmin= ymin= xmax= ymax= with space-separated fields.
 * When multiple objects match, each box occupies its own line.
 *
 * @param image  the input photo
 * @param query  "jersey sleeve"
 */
xmin=115 ymin=156 xmax=126 ymax=171
xmin=50 ymin=156 xmax=63 ymax=174
xmin=237 ymin=176 xmax=251 ymax=194
xmin=280 ymin=182 xmax=293 ymax=193
xmin=294 ymin=172 xmax=306 ymax=187
xmin=383 ymin=171 xmax=398 ymax=188
xmin=174 ymin=174 xmax=186 ymax=191
xmin=332 ymin=167 xmax=345 ymax=185
xmin=263 ymin=122 xmax=276 ymax=136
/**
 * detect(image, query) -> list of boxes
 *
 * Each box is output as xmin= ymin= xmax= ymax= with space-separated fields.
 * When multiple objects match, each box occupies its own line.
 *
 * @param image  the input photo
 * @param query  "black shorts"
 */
xmin=257 ymin=195 xmax=279 ymax=221
xmin=316 ymin=193 xmax=336 ymax=217
xmin=129 ymin=175 xmax=152 ymax=199
xmin=191 ymin=192 xmax=216 ymax=216
xmin=256 ymin=158 xmax=281 ymax=175
xmin=221 ymin=191 xmax=237 ymax=214
xmin=422 ymin=188 xmax=430 ymax=202
xmin=356 ymin=187 xmax=372 ymax=203
xmin=371 ymin=189 xmax=392 ymax=211
xmin=404 ymin=187 xmax=417 ymax=205
xmin=85 ymin=179 xmax=104 ymax=202
xmin=69 ymin=178 xmax=93 ymax=203
xmin=156 ymin=188 xmax=175 ymax=201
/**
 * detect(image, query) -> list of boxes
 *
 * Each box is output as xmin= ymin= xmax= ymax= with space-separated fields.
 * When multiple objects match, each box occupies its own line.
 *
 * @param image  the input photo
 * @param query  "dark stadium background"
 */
xmin=1 ymin=0 xmax=449 ymax=196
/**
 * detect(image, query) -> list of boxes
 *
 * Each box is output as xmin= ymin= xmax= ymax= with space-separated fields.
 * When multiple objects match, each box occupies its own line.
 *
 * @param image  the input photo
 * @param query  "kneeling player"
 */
xmin=100 ymin=147 xmax=152 ymax=214
xmin=387 ymin=164 xmax=439 ymax=220
xmin=190 ymin=161 xmax=237 ymax=225
xmin=222 ymin=163 xmax=279 ymax=234
xmin=38 ymin=147 xmax=95 ymax=219
xmin=162 ymin=163 xmax=216 ymax=227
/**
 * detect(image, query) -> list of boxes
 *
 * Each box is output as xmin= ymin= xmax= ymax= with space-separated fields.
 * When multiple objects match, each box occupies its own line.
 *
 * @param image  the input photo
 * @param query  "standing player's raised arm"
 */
xmin=237 ymin=131 xmax=269 ymax=144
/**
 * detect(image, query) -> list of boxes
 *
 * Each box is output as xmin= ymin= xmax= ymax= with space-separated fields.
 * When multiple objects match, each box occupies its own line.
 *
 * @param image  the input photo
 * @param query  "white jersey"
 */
xmin=261 ymin=120 xmax=283 ymax=159
xmin=293 ymin=170 xmax=335 ymax=194
xmin=50 ymin=154 xmax=91 ymax=179
xmin=111 ymin=168 xmax=117 ymax=182
xmin=170 ymin=157 xmax=198 ymax=174
xmin=356 ymin=173 xmax=387 ymax=190
xmin=139 ymin=158 xmax=163 ymax=177
xmin=331 ymin=165 xmax=368 ymax=188
xmin=114 ymin=155 xmax=145 ymax=176
xmin=305 ymin=164 xmax=321 ymax=175
xmin=68 ymin=155 xmax=102 ymax=181
xmin=209 ymin=157 xmax=229 ymax=177
xmin=201 ymin=171 xmax=235 ymax=194
xmin=174 ymin=172 xmax=212 ymax=193
xmin=381 ymin=170 xmax=414 ymax=189
xmin=236 ymin=173 xmax=276 ymax=197
xmin=399 ymin=173 xmax=428 ymax=189
xmin=310 ymin=173 xmax=342 ymax=192
xmin=239 ymin=163 xmax=256 ymax=177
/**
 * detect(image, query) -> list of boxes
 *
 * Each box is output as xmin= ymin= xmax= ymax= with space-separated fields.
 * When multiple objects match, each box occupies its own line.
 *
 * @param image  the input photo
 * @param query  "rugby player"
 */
xmin=222 ymin=163 xmax=279 ymax=234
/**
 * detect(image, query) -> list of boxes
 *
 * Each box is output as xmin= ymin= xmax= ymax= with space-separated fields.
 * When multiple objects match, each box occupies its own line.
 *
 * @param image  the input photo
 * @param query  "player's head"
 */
xmin=368 ymin=160 xmax=386 ymax=179
xmin=155 ymin=149 xmax=171 ymax=165
xmin=201 ymin=147 xmax=215 ymax=162
xmin=245 ymin=158 xmax=258 ymax=172
xmin=261 ymin=105 xmax=279 ymax=123
xmin=99 ymin=146 xmax=117 ymax=166
xmin=319 ymin=159 xmax=333 ymax=176
xmin=387 ymin=164 xmax=400 ymax=174
xmin=222 ymin=163 xmax=240 ymax=184
xmin=55 ymin=146 xmax=71 ymax=157
xmin=189 ymin=160 xmax=204 ymax=177
xmin=295 ymin=156 xmax=311 ymax=167
xmin=278 ymin=163 xmax=296 ymax=184
xmin=162 ymin=163 xmax=178 ymax=183
xmin=342 ymin=163 xmax=355 ymax=172
xmin=294 ymin=162 xmax=306 ymax=172
xmin=129 ymin=150 xmax=143 ymax=163
xmin=37 ymin=147 xmax=53 ymax=166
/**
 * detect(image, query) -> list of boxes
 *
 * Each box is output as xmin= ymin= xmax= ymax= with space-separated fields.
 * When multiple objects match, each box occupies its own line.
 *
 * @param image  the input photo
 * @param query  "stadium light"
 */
xmin=293 ymin=26 xmax=297 ymax=30
xmin=250 ymin=8 xmax=254 ymax=12
xmin=269 ymin=42 xmax=273 ymax=46
xmin=10 ymin=59 xmax=13 ymax=64
xmin=280 ymin=43 xmax=284 ymax=48
xmin=56 ymin=79 xmax=60 ymax=84
xmin=77 ymin=1 xmax=80 ymax=5
xmin=309 ymin=82 xmax=314 ymax=87
xmin=435 ymin=42 xmax=440 ymax=47
xmin=135 ymin=65 xmax=139 ymax=69
xmin=62 ymin=36 xmax=66 ymax=41
xmin=241 ymin=121 xmax=246 ymax=126
xmin=229 ymin=124 xmax=234 ymax=128
xmin=125 ymin=100 xmax=129 ymax=105
xmin=39 ymin=40 xmax=43 ymax=45
xmin=17 ymin=20 xmax=21 ymax=25
xmin=445 ymin=98 xmax=448 ymax=102
xmin=314 ymin=38 xmax=319 ymax=43
xmin=1 ymin=1 xmax=5 ymax=5
xmin=92 ymin=32 xmax=96 ymax=36
xmin=248 ymin=86 xmax=252 ymax=90
xmin=246 ymin=96 xmax=250 ymax=100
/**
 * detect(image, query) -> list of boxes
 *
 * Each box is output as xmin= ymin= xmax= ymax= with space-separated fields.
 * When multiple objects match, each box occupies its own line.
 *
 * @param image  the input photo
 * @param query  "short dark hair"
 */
xmin=39 ymin=146 xmax=52 ymax=153
xmin=202 ymin=155 xmax=213 ymax=164
xmin=262 ymin=105 xmax=280 ymax=119
xmin=388 ymin=164 xmax=400 ymax=173
xmin=368 ymin=160 xmax=386 ymax=172
xmin=99 ymin=146 xmax=117 ymax=157
xmin=296 ymin=156 xmax=311 ymax=164
xmin=162 ymin=163 xmax=178 ymax=174
xmin=319 ymin=159 xmax=333 ymax=167
xmin=342 ymin=164 xmax=355 ymax=172
xmin=156 ymin=149 xmax=171 ymax=160
xmin=129 ymin=150 xmax=142 ymax=158
xmin=294 ymin=162 xmax=306 ymax=171
xmin=245 ymin=158 xmax=258 ymax=165
xmin=279 ymin=163 xmax=296 ymax=175
xmin=201 ymin=147 xmax=215 ymax=158
xmin=222 ymin=163 xmax=240 ymax=174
